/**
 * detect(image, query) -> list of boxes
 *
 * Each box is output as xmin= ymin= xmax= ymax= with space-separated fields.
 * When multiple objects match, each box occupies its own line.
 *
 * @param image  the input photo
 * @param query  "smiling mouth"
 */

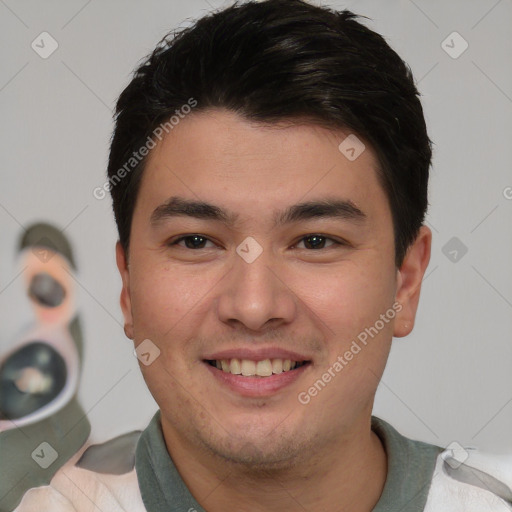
xmin=205 ymin=358 xmax=310 ymax=377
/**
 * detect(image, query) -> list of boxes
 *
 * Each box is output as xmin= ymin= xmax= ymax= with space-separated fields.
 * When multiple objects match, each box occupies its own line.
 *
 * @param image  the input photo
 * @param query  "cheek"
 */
xmin=298 ymin=262 xmax=396 ymax=413
xmin=129 ymin=262 xmax=187 ymax=333
xmin=298 ymin=258 xmax=396 ymax=337
xmin=129 ymin=259 xmax=220 ymax=347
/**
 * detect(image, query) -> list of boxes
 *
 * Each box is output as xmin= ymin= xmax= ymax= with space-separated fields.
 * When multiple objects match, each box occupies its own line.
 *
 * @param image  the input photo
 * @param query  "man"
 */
xmin=13 ymin=0 xmax=512 ymax=510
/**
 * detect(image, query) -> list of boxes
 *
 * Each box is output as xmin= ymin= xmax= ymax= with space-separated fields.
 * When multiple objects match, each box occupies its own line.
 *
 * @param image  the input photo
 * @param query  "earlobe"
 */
xmin=115 ymin=241 xmax=134 ymax=340
xmin=393 ymin=226 xmax=432 ymax=338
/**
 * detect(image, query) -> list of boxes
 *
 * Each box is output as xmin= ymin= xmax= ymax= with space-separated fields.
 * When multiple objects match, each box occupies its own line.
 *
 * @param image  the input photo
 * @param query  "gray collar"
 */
xmin=371 ymin=416 xmax=442 ymax=511
xmin=135 ymin=411 xmax=441 ymax=512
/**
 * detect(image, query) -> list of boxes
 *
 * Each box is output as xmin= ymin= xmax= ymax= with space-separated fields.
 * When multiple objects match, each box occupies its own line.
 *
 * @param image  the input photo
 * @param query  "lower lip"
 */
xmin=204 ymin=362 xmax=310 ymax=397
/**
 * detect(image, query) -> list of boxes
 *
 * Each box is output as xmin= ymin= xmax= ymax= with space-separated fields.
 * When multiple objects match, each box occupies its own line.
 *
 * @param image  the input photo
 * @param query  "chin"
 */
xmin=211 ymin=440 xmax=302 ymax=471
xmin=198 ymin=423 xmax=308 ymax=471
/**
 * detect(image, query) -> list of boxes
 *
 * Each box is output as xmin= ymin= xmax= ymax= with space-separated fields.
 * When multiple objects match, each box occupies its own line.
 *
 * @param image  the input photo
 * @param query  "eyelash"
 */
xmin=167 ymin=234 xmax=347 ymax=251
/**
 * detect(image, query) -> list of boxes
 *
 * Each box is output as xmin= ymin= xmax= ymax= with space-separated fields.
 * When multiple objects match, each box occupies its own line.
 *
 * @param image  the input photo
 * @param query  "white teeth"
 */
xmin=241 ymin=360 xmax=256 ymax=376
xmin=272 ymin=359 xmax=283 ymax=374
xmin=256 ymin=359 xmax=273 ymax=377
xmin=213 ymin=358 xmax=305 ymax=377
xmin=230 ymin=358 xmax=242 ymax=374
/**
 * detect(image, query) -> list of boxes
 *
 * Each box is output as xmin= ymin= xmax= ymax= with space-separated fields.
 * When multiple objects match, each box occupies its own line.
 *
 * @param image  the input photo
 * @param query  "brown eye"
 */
xmin=169 ymin=235 xmax=215 ymax=249
xmin=296 ymin=235 xmax=340 ymax=250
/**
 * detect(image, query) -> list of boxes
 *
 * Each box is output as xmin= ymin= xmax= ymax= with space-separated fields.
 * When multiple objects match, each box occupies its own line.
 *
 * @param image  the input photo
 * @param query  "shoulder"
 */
xmin=425 ymin=446 xmax=512 ymax=511
xmin=15 ymin=431 xmax=147 ymax=512
xmin=75 ymin=430 xmax=141 ymax=474
xmin=371 ymin=416 xmax=512 ymax=511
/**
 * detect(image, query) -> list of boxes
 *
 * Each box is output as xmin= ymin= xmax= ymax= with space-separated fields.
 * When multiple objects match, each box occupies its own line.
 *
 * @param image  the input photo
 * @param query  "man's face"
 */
xmin=117 ymin=109 xmax=428 ymax=467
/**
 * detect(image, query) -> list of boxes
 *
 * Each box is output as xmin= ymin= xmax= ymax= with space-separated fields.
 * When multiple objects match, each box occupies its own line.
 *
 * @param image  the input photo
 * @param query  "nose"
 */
xmin=29 ymin=272 xmax=66 ymax=307
xmin=215 ymin=246 xmax=297 ymax=332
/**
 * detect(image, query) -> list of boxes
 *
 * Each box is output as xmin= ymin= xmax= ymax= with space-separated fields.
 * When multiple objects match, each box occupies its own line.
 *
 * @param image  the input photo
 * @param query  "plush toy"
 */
xmin=0 ymin=224 xmax=140 ymax=512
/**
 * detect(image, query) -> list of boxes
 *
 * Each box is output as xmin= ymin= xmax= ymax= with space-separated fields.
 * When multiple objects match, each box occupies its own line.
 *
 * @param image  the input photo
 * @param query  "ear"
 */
xmin=393 ymin=225 xmax=432 ymax=338
xmin=115 ymin=241 xmax=134 ymax=340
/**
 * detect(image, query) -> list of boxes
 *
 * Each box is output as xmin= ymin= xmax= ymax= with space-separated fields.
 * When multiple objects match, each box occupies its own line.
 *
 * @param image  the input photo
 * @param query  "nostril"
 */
xmin=28 ymin=272 xmax=66 ymax=308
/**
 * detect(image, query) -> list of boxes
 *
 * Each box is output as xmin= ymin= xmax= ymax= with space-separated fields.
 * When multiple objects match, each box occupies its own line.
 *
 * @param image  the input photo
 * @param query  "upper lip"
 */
xmin=203 ymin=348 xmax=311 ymax=362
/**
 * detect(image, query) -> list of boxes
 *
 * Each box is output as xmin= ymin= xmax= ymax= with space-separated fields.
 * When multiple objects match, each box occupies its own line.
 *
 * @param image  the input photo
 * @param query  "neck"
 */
xmin=161 ymin=416 xmax=387 ymax=512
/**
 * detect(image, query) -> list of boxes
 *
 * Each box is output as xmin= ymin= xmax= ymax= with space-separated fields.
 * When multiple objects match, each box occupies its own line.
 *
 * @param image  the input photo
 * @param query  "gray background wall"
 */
xmin=1 ymin=0 xmax=511 ymax=453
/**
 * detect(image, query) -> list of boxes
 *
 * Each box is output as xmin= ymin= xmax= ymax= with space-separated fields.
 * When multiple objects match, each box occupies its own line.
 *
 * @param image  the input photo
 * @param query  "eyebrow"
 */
xmin=150 ymin=196 xmax=367 ymax=228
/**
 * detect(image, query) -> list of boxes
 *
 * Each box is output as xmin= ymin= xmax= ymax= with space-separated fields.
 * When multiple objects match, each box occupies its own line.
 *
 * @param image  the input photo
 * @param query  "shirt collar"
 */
xmin=135 ymin=411 xmax=441 ymax=512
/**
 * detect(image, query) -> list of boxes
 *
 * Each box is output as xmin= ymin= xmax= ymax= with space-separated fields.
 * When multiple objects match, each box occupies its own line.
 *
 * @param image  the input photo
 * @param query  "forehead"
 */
xmin=136 ymin=109 xmax=390 ymax=229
